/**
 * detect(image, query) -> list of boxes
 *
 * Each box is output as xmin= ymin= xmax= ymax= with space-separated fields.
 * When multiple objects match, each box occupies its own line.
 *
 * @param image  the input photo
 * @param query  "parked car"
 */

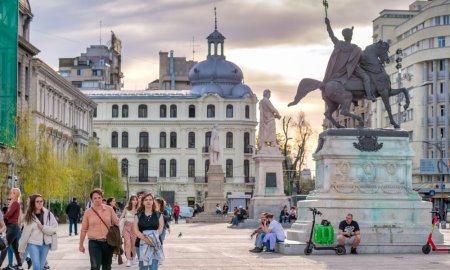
xmin=179 ymin=206 xmax=194 ymax=218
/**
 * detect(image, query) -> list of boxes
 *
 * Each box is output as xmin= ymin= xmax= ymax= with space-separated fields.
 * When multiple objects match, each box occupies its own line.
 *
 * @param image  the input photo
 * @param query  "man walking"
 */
xmin=66 ymin=197 xmax=81 ymax=236
xmin=173 ymin=202 xmax=180 ymax=224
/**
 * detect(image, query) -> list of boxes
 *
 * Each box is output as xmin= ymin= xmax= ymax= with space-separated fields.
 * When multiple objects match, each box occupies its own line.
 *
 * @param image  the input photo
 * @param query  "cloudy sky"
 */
xmin=29 ymin=0 xmax=414 ymax=167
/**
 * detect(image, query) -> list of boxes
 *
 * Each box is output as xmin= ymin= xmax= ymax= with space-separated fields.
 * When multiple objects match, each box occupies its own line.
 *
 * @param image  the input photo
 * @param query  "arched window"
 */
xmin=205 ymin=131 xmax=212 ymax=149
xmin=188 ymin=159 xmax=195 ymax=177
xmin=139 ymin=132 xmax=149 ymax=149
xmin=226 ymin=104 xmax=233 ymax=118
xmin=244 ymin=160 xmax=250 ymax=179
xmin=245 ymin=105 xmax=250 ymax=119
xmin=244 ymin=132 xmax=251 ymax=153
xmin=138 ymin=104 xmax=147 ymax=118
xmin=122 ymin=105 xmax=129 ymax=118
xmin=170 ymin=104 xmax=177 ymax=118
xmin=226 ymin=132 xmax=233 ymax=148
xmin=207 ymin=105 xmax=215 ymax=118
xmin=139 ymin=159 xmax=148 ymax=182
xmin=205 ymin=159 xmax=210 ymax=178
xmin=188 ymin=132 xmax=195 ymax=148
xmin=159 ymin=159 xmax=166 ymax=177
xmin=121 ymin=159 xmax=128 ymax=176
xmin=188 ymin=105 xmax=196 ymax=118
xmin=111 ymin=131 xmax=118 ymax=148
xmin=160 ymin=105 xmax=167 ymax=118
xmin=170 ymin=132 xmax=177 ymax=148
xmin=226 ymin=159 xmax=233 ymax=177
xmin=121 ymin=132 xmax=128 ymax=148
xmin=170 ymin=159 xmax=177 ymax=177
xmin=112 ymin=104 xmax=118 ymax=118
xmin=160 ymin=132 xmax=166 ymax=148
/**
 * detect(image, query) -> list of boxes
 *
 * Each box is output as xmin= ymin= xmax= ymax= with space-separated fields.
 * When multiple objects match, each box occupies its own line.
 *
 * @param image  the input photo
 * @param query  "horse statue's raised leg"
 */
xmin=380 ymin=92 xmax=400 ymax=128
xmin=323 ymin=98 xmax=344 ymax=128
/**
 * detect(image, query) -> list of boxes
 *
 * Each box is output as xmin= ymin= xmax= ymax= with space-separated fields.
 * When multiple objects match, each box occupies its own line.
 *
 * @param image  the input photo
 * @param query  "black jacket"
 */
xmin=66 ymin=201 xmax=81 ymax=219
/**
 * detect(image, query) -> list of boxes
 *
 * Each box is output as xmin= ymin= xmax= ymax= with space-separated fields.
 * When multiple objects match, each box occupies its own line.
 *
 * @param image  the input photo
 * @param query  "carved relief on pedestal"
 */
xmin=357 ymin=162 xmax=376 ymax=182
xmin=331 ymin=161 xmax=357 ymax=193
xmin=384 ymin=163 xmax=399 ymax=182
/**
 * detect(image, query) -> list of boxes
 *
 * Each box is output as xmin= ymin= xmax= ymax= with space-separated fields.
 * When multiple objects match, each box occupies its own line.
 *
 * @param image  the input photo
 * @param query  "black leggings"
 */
xmin=0 ymin=224 xmax=22 ymax=266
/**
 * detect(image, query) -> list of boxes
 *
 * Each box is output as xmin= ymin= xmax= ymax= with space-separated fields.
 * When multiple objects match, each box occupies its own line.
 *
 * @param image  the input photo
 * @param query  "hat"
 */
xmin=239 ymin=205 xmax=243 ymax=208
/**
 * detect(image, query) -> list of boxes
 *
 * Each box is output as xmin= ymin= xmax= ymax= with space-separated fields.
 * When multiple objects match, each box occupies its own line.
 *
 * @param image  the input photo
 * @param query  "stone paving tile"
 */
xmin=3 ymin=222 xmax=450 ymax=269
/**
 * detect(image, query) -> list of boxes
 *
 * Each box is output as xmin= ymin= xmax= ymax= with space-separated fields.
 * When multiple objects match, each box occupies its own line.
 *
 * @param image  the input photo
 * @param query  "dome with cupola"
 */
xmin=189 ymin=10 xmax=252 ymax=98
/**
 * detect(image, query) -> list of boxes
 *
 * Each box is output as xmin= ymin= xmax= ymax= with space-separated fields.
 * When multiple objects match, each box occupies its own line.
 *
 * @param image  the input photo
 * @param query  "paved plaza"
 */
xmin=4 ymin=221 xmax=450 ymax=270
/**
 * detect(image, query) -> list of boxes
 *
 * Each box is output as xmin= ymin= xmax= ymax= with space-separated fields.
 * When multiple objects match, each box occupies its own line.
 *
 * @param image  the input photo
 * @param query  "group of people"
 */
xmin=74 ymin=188 xmax=181 ymax=270
xmin=279 ymin=205 xmax=297 ymax=223
xmin=248 ymin=210 xmax=361 ymax=254
xmin=0 ymin=188 xmax=58 ymax=270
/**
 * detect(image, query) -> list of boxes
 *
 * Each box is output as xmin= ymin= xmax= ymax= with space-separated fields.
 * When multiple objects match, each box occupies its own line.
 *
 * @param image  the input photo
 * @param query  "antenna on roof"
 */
xmin=99 ymin=20 xmax=102 ymax=45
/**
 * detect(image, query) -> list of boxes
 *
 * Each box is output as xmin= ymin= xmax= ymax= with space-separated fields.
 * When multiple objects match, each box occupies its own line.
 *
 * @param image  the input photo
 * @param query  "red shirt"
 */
xmin=173 ymin=205 xmax=180 ymax=215
xmin=4 ymin=201 xmax=20 ymax=224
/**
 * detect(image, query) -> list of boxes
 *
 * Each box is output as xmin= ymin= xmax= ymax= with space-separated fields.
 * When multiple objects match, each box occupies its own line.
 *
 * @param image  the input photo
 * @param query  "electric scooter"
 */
xmin=422 ymin=211 xmax=450 ymax=254
xmin=304 ymin=207 xmax=346 ymax=255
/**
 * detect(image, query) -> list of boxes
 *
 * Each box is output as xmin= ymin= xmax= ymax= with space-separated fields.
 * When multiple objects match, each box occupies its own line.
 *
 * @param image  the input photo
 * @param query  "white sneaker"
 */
xmin=133 ymin=256 xmax=138 ymax=265
xmin=126 ymin=260 xmax=131 ymax=267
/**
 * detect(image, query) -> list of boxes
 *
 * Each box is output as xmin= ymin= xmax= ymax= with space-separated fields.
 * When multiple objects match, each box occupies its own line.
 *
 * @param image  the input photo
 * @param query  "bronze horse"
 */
xmin=288 ymin=40 xmax=409 ymax=129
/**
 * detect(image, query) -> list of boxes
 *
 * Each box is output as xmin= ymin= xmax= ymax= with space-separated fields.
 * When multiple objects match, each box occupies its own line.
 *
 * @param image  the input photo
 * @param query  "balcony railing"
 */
xmin=129 ymin=176 xmax=157 ymax=183
xmin=245 ymin=177 xmax=255 ymax=183
xmin=244 ymin=145 xmax=253 ymax=154
xmin=136 ymin=146 xmax=151 ymax=153
xmin=194 ymin=176 xmax=207 ymax=183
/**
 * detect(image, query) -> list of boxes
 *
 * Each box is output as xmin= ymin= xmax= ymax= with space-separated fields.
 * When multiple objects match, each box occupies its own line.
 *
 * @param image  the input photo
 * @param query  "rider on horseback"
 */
xmin=324 ymin=17 xmax=377 ymax=102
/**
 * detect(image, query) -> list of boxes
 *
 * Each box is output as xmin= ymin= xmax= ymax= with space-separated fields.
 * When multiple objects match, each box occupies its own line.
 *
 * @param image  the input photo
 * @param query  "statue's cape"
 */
xmin=323 ymin=40 xmax=362 ymax=83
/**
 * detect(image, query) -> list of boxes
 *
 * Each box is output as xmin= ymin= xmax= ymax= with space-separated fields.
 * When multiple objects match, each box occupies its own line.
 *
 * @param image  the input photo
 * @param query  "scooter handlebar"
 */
xmin=308 ymin=207 xmax=322 ymax=216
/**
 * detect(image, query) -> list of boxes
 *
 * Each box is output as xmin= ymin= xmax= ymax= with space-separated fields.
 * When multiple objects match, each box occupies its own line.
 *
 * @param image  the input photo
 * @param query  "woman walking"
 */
xmin=18 ymin=194 xmax=58 ymax=270
xmin=79 ymin=188 xmax=119 ymax=270
xmin=133 ymin=193 xmax=164 ymax=270
xmin=120 ymin=195 xmax=138 ymax=267
xmin=0 ymin=188 xmax=23 ymax=269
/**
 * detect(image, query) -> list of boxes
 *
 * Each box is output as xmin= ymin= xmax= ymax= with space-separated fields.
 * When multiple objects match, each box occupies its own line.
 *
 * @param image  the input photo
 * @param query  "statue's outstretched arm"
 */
xmin=325 ymin=17 xmax=338 ymax=45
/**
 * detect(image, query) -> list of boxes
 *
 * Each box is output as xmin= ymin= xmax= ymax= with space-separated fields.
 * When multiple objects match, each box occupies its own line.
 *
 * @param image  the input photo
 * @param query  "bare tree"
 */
xmin=279 ymin=112 xmax=314 ymax=194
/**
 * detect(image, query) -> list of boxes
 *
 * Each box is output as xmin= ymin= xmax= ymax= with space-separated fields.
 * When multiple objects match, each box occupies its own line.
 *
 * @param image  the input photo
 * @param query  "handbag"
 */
xmin=91 ymin=208 xmax=123 ymax=265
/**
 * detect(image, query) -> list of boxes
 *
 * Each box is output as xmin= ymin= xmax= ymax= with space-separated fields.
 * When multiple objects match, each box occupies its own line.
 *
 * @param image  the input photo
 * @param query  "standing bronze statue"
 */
xmin=288 ymin=5 xmax=409 ymax=129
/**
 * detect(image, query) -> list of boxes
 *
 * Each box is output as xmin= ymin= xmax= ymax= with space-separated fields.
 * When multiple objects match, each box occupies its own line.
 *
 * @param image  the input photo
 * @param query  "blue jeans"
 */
xmin=255 ymin=233 xmax=266 ymax=248
xmin=27 ymin=244 xmax=50 ymax=270
xmin=69 ymin=217 xmax=78 ymax=235
xmin=263 ymin=237 xmax=284 ymax=251
xmin=139 ymin=258 xmax=158 ymax=270
xmin=7 ymin=246 xmax=13 ymax=266
xmin=231 ymin=216 xmax=239 ymax=226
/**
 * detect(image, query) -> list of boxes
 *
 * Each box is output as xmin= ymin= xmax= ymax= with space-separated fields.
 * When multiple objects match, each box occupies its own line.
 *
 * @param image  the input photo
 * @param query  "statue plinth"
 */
xmin=249 ymin=146 xmax=289 ymax=220
xmin=282 ymin=129 xmax=442 ymax=254
xmin=203 ymin=164 xmax=226 ymax=213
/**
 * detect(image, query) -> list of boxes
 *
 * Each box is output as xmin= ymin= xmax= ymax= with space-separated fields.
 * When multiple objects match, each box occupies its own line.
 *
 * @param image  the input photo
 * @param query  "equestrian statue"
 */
xmin=288 ymin=15 xmax=409 ymax=129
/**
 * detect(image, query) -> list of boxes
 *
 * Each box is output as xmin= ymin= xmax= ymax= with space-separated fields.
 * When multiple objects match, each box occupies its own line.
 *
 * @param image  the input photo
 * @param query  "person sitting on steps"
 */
xmin=337 ymin=213 xmax=361 ymax=254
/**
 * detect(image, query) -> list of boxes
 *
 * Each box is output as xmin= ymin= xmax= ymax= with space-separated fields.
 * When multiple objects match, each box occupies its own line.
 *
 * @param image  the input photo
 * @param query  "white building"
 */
xmin=84 ymin=23 xmax=258 ymax=207
xmin=371 ymin=0 xmax=450 ymax=198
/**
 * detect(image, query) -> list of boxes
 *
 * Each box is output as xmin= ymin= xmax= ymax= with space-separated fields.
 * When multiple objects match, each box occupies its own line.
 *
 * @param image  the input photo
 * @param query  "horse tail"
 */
xmin=288 ymin=78 xmax=323 ymax=107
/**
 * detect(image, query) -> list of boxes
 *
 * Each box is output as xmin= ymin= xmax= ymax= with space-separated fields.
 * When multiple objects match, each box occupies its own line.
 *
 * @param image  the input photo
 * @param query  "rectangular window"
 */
xmin=440 ymin=105 xmax=445 ymax=116
xmin=445 ymin=15 xmax=450 ymax=25
xmin=436 ymin=16 xmax=441 ymax=25
xmin=77 ymin=69 xmax=83 ymax=76
xmin=438 ymin=36 xmax=445 ymax=48
xmin=440 ymin=60 xmax=445 ymax=71
xmin=430 ymin=127 xmax=434 ymax=139
xmin=440 ymin=82 xmax=444 ymax=94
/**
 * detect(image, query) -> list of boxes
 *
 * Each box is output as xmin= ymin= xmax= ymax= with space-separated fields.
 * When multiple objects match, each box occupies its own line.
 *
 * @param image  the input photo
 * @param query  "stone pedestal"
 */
xmin=249 ymin=146 xmax=289 ymax=219
xmin=283 ymin=129 xmax=443 ymax=254
xmin=188 ymin=164 xmax=229 ymax=223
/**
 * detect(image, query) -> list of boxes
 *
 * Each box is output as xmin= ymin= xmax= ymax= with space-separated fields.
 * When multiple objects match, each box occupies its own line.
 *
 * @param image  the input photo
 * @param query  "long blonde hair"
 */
xmin=11 ymin=188 xmax=21 ymax=203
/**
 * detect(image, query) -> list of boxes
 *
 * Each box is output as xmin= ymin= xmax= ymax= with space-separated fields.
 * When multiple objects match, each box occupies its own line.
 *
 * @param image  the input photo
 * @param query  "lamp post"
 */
xmin=395 ymin=48 xmax=403 ymax=128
